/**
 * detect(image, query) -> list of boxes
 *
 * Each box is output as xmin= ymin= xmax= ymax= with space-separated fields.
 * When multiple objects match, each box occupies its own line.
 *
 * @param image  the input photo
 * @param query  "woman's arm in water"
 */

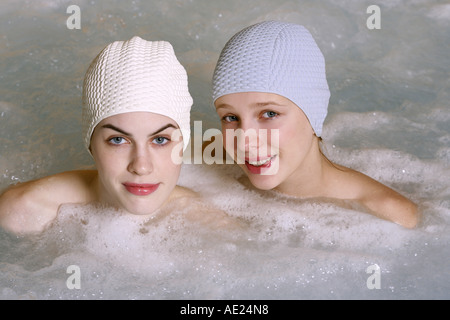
xmin=341 ymin=168 xmax=419 ymax=229
xmin=359 ymin=181 xmax=419 ymax=229
xmin=0 ymin=170 xmax=97 ymax=235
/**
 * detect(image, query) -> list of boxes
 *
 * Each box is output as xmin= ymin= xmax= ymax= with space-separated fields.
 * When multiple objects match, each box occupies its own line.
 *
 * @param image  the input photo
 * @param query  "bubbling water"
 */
xmin=1 ymin=159 xmax=449 ymax=299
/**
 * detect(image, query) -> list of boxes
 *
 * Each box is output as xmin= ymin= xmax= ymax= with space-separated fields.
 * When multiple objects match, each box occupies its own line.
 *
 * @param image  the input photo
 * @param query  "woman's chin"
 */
xmin=117 ymin=201 xmax=162 ymax=217
xmin=242 ymin=170 xmax=280 ymax=190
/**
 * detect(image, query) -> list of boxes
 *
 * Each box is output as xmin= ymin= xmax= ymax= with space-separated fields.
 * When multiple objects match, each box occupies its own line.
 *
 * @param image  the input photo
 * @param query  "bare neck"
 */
xmin=274 ymin=136 xmax=337 ymax=198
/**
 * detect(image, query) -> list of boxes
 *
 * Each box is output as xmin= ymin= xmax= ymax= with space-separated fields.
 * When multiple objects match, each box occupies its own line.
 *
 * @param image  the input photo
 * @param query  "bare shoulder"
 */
xmin=170 ymin=185 xmax=200 ymax=201
xmin=169 ymin=185 xmax=243 ymax=229
xmin=0 ymin=170 xmax=98 ymax=234
xmin=334 ymin=166 xmax=419 ymax=229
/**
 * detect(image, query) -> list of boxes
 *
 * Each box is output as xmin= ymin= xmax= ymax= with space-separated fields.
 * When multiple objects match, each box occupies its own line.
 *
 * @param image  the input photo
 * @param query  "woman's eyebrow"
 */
xmin=149 ymin=123 xmax=178 ymax=136
xmin=101 ymin=124 xmax=131 ymax=136
xmin=215 ymin=103 xmax=231 ymax=110
xmin=216 ymin=101 xmax=285 ymax=110
xmin=254 ymin=101 xmax=285 ymax=107
xmin=101 ymin=123 xmax=178 ymax=137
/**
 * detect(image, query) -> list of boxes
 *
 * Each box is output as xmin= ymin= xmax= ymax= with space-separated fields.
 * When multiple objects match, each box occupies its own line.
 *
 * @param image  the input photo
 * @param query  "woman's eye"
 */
xmin=152 ymin=136 xmax=169 ymax=145
xmin=108 ymin=137 xmax=127 ymax=145
xmin=222 ymin=115 xmax=238 ymax=123
xmin=262 ymin=111 xmax=278 ymax=119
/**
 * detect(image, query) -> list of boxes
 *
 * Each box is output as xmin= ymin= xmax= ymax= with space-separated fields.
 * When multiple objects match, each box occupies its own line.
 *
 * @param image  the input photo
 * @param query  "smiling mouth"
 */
xmin=123 ymin=183 xmax=160 ymax=196
xmin=247 ymin=157 xmax=273 ymax=166
xmin=244 ymin=155 xmax=277 ymax=174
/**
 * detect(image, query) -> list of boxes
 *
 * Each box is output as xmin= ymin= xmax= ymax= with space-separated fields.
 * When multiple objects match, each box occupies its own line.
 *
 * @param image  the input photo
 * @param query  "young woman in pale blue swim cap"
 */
xmin=211 ymin=21 xmax=418 ymax=228
xmin=0 ymin=36 xmax=229 ymax=234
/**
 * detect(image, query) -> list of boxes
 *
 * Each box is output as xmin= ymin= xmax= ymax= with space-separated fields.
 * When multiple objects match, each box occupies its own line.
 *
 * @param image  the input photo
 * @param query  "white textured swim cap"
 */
xmin=213 ymin=21 xmax=330 ymax=137
xmin=82 ymin=36 xmax=193 ymax=151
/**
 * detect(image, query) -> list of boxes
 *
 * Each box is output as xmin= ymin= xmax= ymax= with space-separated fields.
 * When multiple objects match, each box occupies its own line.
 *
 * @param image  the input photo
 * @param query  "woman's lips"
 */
xmin=123 ymin=182 xmax=160 ymax=196
xmin=244 ymin=155 xmax=276 ymax=174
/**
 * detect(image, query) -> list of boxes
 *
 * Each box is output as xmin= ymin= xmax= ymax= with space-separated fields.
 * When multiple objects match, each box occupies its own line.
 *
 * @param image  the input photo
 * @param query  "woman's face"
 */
xmin=215 ymin=92 xmax=316 ymax=191
xmin=90 ymin=112 xmax=183 ymax=215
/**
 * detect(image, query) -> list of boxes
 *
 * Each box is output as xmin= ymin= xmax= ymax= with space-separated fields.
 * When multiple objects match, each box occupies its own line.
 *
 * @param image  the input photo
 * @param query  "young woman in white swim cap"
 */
xmin=212 ymin=21 xmax=418 ymax=228
xmin=0 ymin=36 xmax=221 ymax=234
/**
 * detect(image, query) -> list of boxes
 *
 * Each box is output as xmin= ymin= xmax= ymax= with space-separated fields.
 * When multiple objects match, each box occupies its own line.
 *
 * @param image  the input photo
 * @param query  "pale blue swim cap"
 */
xmin=213 ymin=20 xmax=330 ymax=137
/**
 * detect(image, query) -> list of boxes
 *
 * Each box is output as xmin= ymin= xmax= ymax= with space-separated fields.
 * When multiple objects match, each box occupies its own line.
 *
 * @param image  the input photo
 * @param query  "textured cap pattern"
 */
xmin=213 ymin=21 xmax=330 ymax=136
xmin=82 ymin=36 xmax=193 ymax=151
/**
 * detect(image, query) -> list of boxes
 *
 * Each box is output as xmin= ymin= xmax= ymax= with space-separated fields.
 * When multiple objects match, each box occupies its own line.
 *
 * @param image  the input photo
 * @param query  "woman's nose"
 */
xmin=235 ymin=120 xmax=264 ymax=154
xmin=127 ymin=146 xmax=153 ymax=176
